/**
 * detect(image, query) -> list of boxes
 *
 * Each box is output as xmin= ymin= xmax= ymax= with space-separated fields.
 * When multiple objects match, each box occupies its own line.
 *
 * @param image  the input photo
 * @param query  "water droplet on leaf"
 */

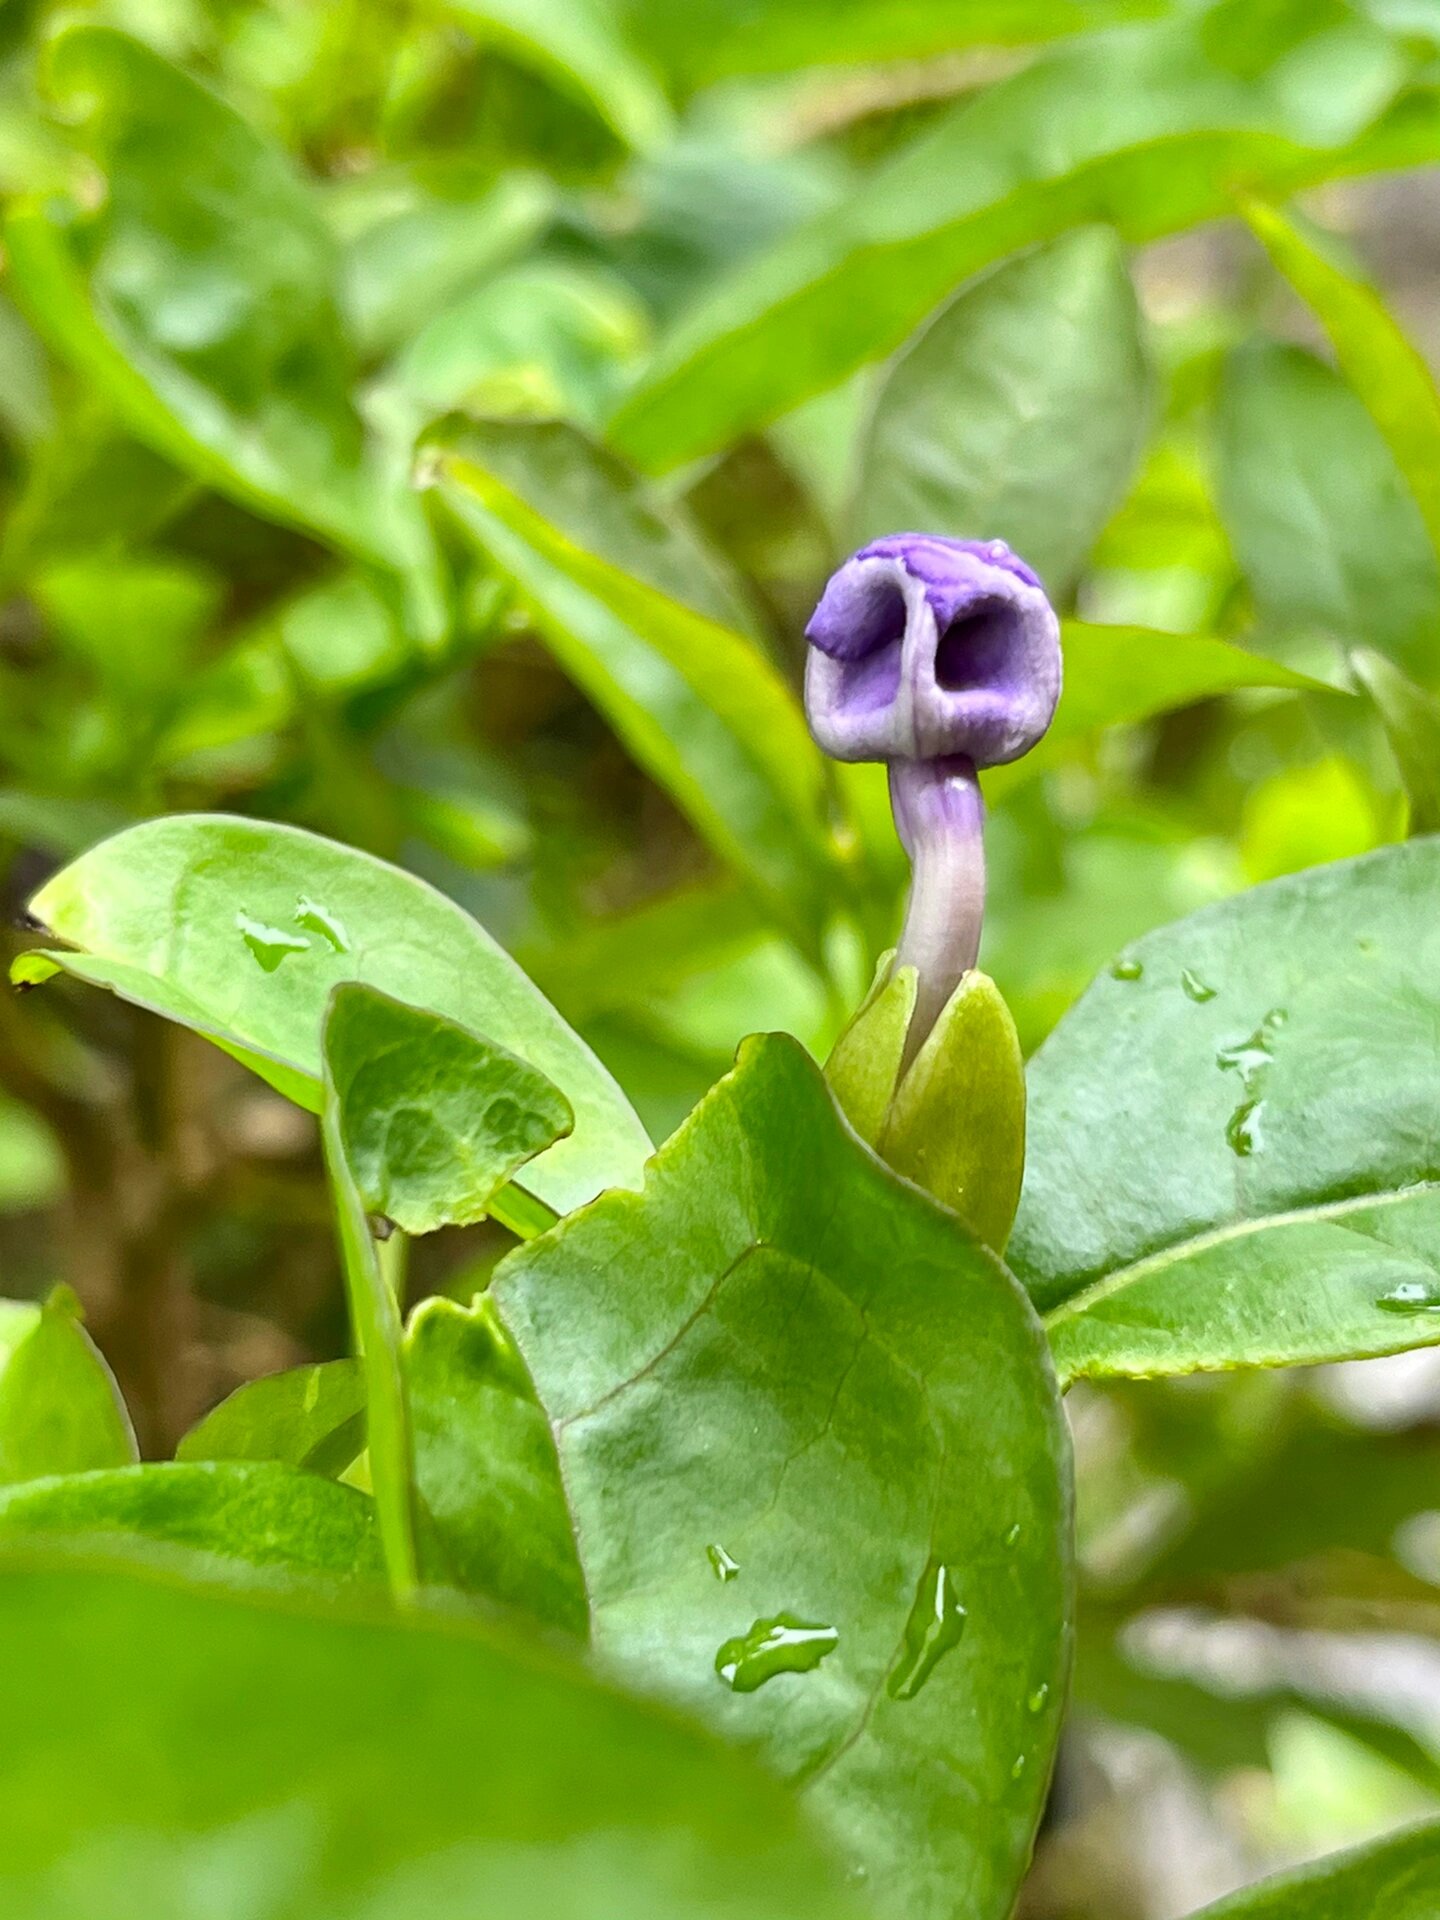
xmin=714 ymin=1614 xmax=838 ymax=1692
xmin=1111 ymin=958 xmax=1143 ymax=981
xmin=1180 ymin=969 xmax=1216 ymax=1002
xmin=1004 ymin=1522 xmax=1022 ymax=1548
xmin=237 ymin=913 xmax=310 ymax=973
xmin=887 ymin=1558 xmax=968 ymax=1701
xmin=1027 ymin=1683 xmax=1050 ymax=1715
xmin=1226 ymin=1099 xmax=1263 ymax=1157
xmin=1011 ymin=1754 xmax=1027 ymax=1781
xmin=707 ymin=1543 xmax=740 ymax=1583
xmin=1376 ymin=1279 xmax=1440 ymax=1315
xmin=294 ymin=898 xmax=349 ymax=953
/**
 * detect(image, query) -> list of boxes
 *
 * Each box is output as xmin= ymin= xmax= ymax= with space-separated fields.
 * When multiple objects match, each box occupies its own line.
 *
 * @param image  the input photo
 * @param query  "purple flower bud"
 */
xmin=804 ymin=535 xmax=1061 ymax=1056
xmin=804 ymin=535 xmax=1060 ymax=768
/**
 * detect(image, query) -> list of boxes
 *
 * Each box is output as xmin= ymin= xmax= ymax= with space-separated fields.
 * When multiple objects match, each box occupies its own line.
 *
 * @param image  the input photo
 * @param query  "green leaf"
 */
xmin=441 ymin=0 xmax=671 ymax=152
xmin=16 ymin=814 xmax=650 ymax=1216
xmin=878 ymin=971 xmax=1027 ymax=1253
xmin=0 ymin=1287 xmax=135 ymax=1486
xmin=851 ymin=228 xmax=1153 ymax=601
xmin=608 ymin=2 xmax=1422 ymax=469
xmin=1215 ymin=343 xmax=1440 ymax=682
xmin=6 ymin=27 xmax=439 ymax=628
xmin=426 ymin=417 xmax=838 ymax=950
xmin=407 ymin=1295 xmax=588 ymax=1634
xmin=322 ymin=993 xmax=419 ymax=1600
xmin=0 ymin=1554 xmax=865 ymax=1920
xmin=493 ymin=1032 xmax=1072 ymax=1920
xmin=1010 ymin=841 xmax=1440 ymax=1379
xmin=176 ymin=1361 xmax=365 ymax=1477
xmin=987 ymin=621 xmax=1336 ymax=801
xmin=1351 ymin=647 xmax=1440 ymax=833
xmin=1242 ymin=197 xmax=1440 ymax=575
xmin=1188 ymin=1820 xmax=1440 ymax=1917
xmin=325 ymin=983 xmax=573 ymax=1235
xmin=824 ymin=954 xmax=917 ymax=1146
xmin=0 ymin=1460 xmax=379 ymax=1577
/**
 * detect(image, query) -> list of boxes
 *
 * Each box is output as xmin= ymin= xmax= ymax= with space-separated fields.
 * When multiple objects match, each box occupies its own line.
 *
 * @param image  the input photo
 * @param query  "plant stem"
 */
xmin=888 ymin=756 xmax=986 ymax=1067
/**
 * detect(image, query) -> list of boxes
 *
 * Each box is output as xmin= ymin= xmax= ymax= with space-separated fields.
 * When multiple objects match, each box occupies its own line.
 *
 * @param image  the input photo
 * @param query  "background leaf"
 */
xmin=176 ymin=1362 xmax=366 ymax=1477
xmin=494 ymin=1032 xmax=1072 ymax=1920
xmin=1189 ymin=1819 xmax=1440 ymax=1916
xmin=0 ymin=1287 xmax=135 ymax=1486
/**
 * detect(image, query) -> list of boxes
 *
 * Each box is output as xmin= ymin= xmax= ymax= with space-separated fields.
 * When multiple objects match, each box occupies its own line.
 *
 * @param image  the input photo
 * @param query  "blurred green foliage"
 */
xmin=4 ymin=0 xmax=1440 ymax=1908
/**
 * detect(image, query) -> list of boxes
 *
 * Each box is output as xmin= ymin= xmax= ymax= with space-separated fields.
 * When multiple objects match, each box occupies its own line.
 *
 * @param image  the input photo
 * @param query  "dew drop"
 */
xmin=1376 ymin=1279 xmax=1440 ymax=1316
xmin=1004 ymin=1522 xmax=1022 ymax=1549
xmin=1215 ymin=1030 xmax=1273 ymax=1078
xmin=715 ymin=1614 xmax=838 ymax=1692
xmin=1180 ymin=968 xmax=1217 ymax=1003
xmin=707 ymin=1543 xmax=740 ymax=1583
xmin=237 ymin=913 xmax=310 ymax=973
xmin=887 ymin=1558 xmax=968 ymax=1701
xmin=1111 ymin=957 xmax=1143 ymax=981
xmin=1011 ymin=1754 xmax=1028 ymax=1782
xmin=1226 ymin=1098 xmax=1263 ymax=1157
xmin=294 ymin=898 xmax=349 ymax=953
xmin=1027 ymin=1683 xmax=1050 ymax=1715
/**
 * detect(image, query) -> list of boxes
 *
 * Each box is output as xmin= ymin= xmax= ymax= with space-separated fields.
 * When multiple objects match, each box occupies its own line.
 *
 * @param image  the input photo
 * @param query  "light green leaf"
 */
xmin=325 ymin=983 xmax=573 ymax=1235
xmin=0 ymin=1554 xmax=865 ymax=1920
xmin=16 ymin=814 xmax=650 ymax=1216
xmin=608 ymin=2 xmax=1422 ymax=469
xmin=6 ymin=27 xmax=439 ymax=627
xmin=987 ymin=620 xmax=1337 ymax=801
xmin=851 ymin=229 xmax=1153 ymax=600
xmin=426 ymin=417 xmax=838 ymax=950
xmin=441 ymin=0 xmax=671 ymax=151
xmin=176 ymin=1361 xmax=365 ymax=1477
xmin=878 ymin=971 xmax=1027 ymax=1253
xmin=1243 ymin=197 xmax=1440 ymax=575
xmin=824 ymin=954 xmax=917 ymax=1146
xmin=1352 ymin=647 xmax=1440 ymax=834
xmin=494 ymin=1032 xmax=1072 ymax=1920
xmin=408 ymin=1295 xmax=588 ymax=1634
xmin=0 ymin=1460 xmax=379 ymax=1577
xmin=0 ymin=1287 xmax=135 ymax=1486
xmin=1010 ymin=841 xmax=1440 ymax=1379
xmin=1215 ymin=343 xmax=1440 ymax=682
xmin=1188 ymin=1820 xmax=1440 ymax=1917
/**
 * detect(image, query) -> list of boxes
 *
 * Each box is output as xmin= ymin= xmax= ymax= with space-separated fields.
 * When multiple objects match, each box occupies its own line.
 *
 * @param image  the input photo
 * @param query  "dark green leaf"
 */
xmin=609 ymin=3 xmax=1423 ymax=469
xmin=0 ymin=1460 xmax=379 ymax=1577
xmin=494 ymin=1032 xmax=1072 ymax=1920
xmin=1011 ymin=841 xmax=1440 ymax=1377
xmin=0 ymin=1287 xmax=135 ymax=1486
xmin=16 ymin=814 xmax=650 ymax=1216
xmin=0 ymin=1553 xmax=866 ymax=1920
xmin=851 ymin=229 xmax=1153 ymax=600
xmin=427 ymin=417 xmax=839 ymax=950
xmin=1188 ymin=1821 xmax=1440 ymax=1917
xmin=325 ymin=983 xmax=573 ymax=1234
xmin=1215 ymin=343 xmax=1440 ymax=682
xmin=408 ymin=1295 xmax=588 ymax=1634
xmin=176 ymin=1361 xmax=365 ymax=1477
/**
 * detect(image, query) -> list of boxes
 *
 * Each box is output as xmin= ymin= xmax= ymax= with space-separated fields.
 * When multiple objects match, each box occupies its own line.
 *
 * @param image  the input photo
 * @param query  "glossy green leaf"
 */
xmin=608 ymin=2 xmax=1423 ymax=469
xmin=494 ymin=1032 xmax=1072 ymax=1920
xmin=0 ymin=1554 xmax=865 ymax=1920
xmin=15 ymin=814 xmax=650 ymax=1216
xmin=1352 ymin=647 xmax=1440 ymax=833
xmin=426 ymin=417 xmax=838 ymax=949
xmin=0 ymin=1460 xmax=379 ymax=1577
xmin=0 ymin=1287 xmax=135 ymax=1486
xmin=441 ymin=0 xmax=671 ymax=151
xmin=851 ymin=229 xmax=1152 ymax=600
xmin=325 ymin=983 xmax=573 ymax=1235
xmin=1215 ymin=343 xmax=1440 ymax=682
xmin=1011 ymin=841 xmax=1440 ymax=1379
xmin=879 ymin=971 xmax=1027 ymax=1253
xmin=322 ymin=994 xmax=419 ymax=1599
xmin=1243 ymin=197 xmax=1440 ymax=575
xmin=1189 ymin=1820 xmax=1440 ymax=1917
xmin=176 ymin=1361 xmax=365 ymax=1477
xmin=408 ymin=1295 xmax=588 ymax=1634
xmin=6 ymin=27 xmax=439 ymax=623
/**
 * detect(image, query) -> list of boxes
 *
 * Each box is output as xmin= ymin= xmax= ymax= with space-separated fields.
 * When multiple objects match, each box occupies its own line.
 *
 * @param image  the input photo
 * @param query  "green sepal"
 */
xmin=881 ymin=971 xmax=1026 ymax=1252
xmin=823 ymin=950 xmax=917 ymax=1145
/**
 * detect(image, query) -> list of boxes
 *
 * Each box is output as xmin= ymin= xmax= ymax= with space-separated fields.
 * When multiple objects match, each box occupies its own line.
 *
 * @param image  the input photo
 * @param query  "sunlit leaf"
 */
xmin=176 ymin=1361 xmax=365 ymax=1478
xmin=1189 ymin=1820 xmax=1440 ymax=1917
xmin=494 ymin=1033 xmax=1071 ymax=1920
xmin=0 ymin=1287 xmax=135 ymax=1485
